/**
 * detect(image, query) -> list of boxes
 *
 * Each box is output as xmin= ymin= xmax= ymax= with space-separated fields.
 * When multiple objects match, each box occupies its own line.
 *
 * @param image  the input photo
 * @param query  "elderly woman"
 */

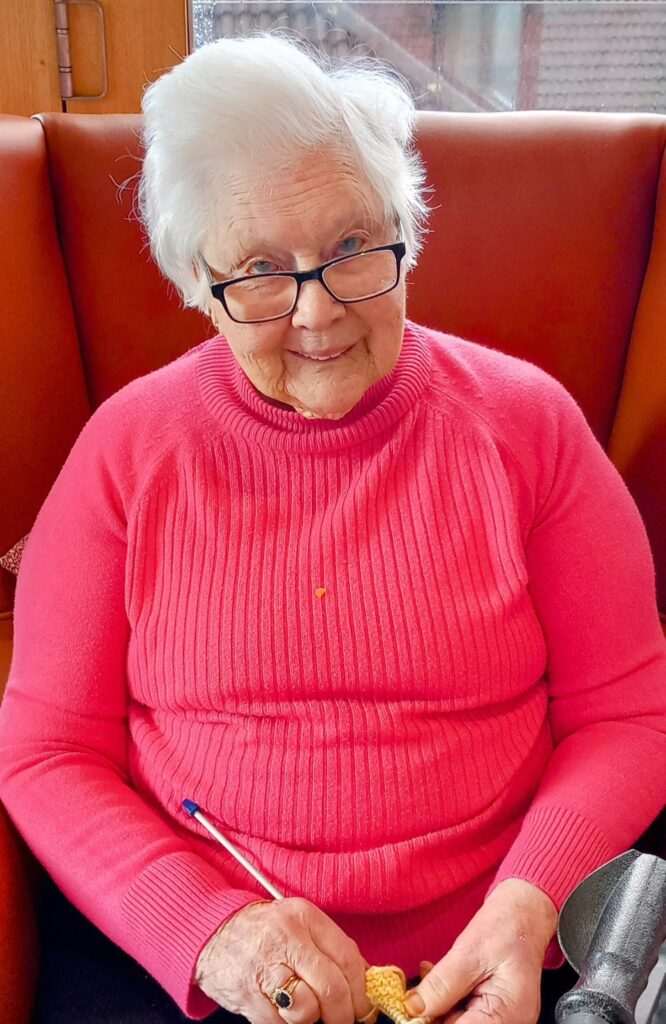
xmin=0 ymin=33 xmax=665 ymax=1024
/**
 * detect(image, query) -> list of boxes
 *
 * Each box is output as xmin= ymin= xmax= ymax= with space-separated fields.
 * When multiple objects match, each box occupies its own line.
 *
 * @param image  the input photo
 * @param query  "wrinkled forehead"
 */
xmin=204 ymin=149 xmax=391 ymax=270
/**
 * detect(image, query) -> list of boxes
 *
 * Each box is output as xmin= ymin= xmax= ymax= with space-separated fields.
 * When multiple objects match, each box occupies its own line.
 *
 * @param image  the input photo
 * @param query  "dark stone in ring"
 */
xmin=271 ymin=973 xmax=300 ymax=1010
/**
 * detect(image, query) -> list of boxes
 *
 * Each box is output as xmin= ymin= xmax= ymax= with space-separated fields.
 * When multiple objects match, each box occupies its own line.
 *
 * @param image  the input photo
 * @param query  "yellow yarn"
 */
xmin=364 ymin=965 xmax=431 ymax=1024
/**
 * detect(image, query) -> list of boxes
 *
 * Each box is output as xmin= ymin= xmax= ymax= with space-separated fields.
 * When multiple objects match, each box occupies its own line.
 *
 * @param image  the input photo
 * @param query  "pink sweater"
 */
xmin=1 ymin=321 xmax=665 ymax=1018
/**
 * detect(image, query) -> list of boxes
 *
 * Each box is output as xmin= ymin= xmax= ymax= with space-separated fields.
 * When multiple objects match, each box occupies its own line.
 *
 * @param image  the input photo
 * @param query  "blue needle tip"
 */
xmin=182 ymin=799 xmax=200 ymax=816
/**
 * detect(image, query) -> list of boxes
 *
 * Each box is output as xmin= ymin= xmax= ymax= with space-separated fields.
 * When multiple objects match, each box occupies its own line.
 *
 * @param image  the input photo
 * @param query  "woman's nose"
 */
xmin=290 ymin=279 xmax=345 ymax=330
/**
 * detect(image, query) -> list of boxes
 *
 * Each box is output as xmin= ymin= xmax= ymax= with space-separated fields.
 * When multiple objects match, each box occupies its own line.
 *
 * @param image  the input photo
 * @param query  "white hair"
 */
xmin=138 ymin=33 xmax=430 ymax=314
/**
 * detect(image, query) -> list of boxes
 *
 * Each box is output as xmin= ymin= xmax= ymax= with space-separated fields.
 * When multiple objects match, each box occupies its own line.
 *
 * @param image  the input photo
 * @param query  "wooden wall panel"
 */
xmin=66 ymin=0 xmax=190 ymax=114
xmin=1 ymin=0 xmax=62 ymax=115
xmin=0 ymin=0 xmax=190 ymax=117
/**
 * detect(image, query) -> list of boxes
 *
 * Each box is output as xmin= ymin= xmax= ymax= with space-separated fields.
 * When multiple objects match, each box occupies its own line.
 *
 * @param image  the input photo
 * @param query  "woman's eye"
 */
xmin=337 ymin=236 xmax=364 ymax=256
xmin=247 ymin=260 xmax=278 ymax=275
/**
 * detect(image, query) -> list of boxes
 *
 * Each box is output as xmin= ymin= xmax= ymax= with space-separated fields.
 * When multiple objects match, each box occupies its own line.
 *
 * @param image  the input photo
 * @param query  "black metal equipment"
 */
xmin=555 ymin=851 xmax=666 ymax=1024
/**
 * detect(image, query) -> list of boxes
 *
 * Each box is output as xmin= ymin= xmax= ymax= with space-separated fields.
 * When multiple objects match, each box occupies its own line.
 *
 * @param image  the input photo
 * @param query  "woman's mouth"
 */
xmin=290 ymin=344 xmax=355 ymax=362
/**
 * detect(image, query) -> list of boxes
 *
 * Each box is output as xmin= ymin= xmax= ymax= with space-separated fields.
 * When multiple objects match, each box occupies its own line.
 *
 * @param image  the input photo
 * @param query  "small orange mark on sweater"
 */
xmin=315 ymin=587 xmax=327 ymax=599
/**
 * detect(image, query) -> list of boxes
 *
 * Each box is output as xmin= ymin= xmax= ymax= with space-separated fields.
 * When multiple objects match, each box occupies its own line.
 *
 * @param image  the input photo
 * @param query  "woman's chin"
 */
xmin=302 ymin=388 xmax=368 ymax=419
xmin=296 ymin=402 xmax=356 ymax=421
xmin=290 ymin=384 xmax=364 ymax=421
xmin=268 ymin=349 xmax=382 ymax=420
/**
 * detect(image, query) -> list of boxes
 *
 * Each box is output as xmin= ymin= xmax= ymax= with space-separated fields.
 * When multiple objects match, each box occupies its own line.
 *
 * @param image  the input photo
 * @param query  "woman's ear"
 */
xmin=191 ymin=257 xmax=219 ymax=330
xmin=207 ymin=302 xmax=219 ymax=330
xmin=209 ymin=303 xmax=222 ymax=333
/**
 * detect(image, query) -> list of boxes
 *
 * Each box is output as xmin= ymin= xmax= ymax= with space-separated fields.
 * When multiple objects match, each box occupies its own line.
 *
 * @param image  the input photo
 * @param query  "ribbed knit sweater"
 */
xmin=1 ymin=321 xmax=665 ymax=1019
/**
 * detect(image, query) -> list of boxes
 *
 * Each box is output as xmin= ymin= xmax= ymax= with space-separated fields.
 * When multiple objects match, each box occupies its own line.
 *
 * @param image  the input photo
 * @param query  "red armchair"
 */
xmin=1 ymin=110 xmax=664 ymax=1023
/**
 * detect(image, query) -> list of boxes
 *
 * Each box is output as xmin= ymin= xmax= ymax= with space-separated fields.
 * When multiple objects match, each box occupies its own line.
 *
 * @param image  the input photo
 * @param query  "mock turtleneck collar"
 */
xmin=196 ymin=319 xmax=432 ymax=452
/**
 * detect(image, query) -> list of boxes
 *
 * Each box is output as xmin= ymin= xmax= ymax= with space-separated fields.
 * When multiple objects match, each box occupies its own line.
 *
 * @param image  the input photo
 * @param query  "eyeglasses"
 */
xmin=201 ymin=242 xmax=406 ymax=324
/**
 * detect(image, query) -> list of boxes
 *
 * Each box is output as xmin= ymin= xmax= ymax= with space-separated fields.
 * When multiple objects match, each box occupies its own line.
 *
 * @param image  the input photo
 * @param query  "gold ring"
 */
xmin=271 ymin=973 xmax=301 ymax=1011
xmin=356 ymin=1008 xmax=380 ymax=1024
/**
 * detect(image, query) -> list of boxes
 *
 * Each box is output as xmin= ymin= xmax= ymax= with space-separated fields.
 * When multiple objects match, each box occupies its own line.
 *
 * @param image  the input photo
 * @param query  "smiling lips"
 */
xmin=290 ymin=344 xmax=355 ymax=362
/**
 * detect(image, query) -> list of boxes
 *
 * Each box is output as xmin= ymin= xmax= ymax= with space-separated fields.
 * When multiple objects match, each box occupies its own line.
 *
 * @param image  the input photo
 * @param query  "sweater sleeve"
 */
xmin=485 ymin=372 xmax=666 ymax=960
xmin=0 ymin=398 xmax=261 ymax=1019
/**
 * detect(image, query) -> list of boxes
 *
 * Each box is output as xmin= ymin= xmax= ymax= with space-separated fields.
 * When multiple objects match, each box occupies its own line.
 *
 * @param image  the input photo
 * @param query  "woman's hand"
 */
xmin=196 ymin=897 xmax=375 ymax=1024
xmin=405 ymin=879 xmax=559 ymax=1024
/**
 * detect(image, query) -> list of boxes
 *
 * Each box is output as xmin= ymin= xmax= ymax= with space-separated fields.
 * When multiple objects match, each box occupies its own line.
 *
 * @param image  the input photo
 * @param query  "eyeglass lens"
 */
xmin=223 ymin=248 xmax=399 ymax=323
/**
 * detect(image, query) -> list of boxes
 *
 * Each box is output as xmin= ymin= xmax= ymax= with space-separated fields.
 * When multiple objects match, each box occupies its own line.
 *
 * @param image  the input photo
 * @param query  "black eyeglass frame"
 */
xmin=201 ymin=241 xmax=407 ymax=324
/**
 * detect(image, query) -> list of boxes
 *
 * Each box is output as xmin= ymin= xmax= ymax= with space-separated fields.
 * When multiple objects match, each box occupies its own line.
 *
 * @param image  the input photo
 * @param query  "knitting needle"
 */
xmin=181 ymin=798 xmax=284 ymax=900
xmin=182 ymin=799 xmax=426 ymax=1024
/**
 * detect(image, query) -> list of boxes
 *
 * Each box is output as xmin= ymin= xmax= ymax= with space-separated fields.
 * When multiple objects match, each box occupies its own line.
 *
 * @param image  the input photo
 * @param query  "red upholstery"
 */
xmin=0 ymin=116 xmax=90 ymax=617
xmin=1 ymin=111 xmax=665 ymax=1021
xmin=607 ymin=143 xmax=666 ymax=614
xmin=411 ymin=112 xmax=665 ymax=447
xmin=36 ymin=113 xmax=210 ymax=407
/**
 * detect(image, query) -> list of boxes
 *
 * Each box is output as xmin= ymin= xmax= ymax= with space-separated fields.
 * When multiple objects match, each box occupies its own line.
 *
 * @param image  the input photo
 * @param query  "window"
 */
xmin=191 ymin=1 xmax=666 ymax=114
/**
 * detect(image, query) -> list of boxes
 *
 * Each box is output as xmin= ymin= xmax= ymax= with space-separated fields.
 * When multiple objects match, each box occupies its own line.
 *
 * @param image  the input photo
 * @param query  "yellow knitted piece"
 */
xmin=364 ymin=966 xmax=431 ymax=1024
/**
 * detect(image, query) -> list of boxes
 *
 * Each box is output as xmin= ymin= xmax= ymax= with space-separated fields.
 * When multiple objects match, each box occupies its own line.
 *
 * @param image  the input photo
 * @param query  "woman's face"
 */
xmin=202 ymin=149 xmax=407 ymax=420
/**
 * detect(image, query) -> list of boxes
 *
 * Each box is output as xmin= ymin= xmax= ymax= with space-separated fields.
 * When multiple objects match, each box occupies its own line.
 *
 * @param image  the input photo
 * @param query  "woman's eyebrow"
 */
xmin=213 ymin=215 xmax=385 ymax=277
xmin=232 ymin=239 xmax=291 ymax=264
xmin=205 ymin=242 xmax=285 ymax=279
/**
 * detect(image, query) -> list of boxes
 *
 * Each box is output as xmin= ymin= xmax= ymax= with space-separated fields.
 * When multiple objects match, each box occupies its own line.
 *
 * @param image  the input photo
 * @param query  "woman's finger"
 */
xmin=441 ymin=1011 xmax=465 ymax=1024
xmin=304 ymin=907 xmax=374 ymax=1021
xmin=255 ymin=967 xmax=321 ymax=1024
xmin=405 ymin=947 xmax=480 ymax=1019
xmin=290 ymin=948 xmax=356 ymax=1024
xmin=445 ymin=1002 xmax=507 ymax=1024
xmin=446 ymin=983 xmax=538 ymax=1024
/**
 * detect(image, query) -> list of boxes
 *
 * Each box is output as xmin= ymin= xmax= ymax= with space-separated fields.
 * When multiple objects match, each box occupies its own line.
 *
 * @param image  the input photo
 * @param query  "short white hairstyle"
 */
xmin=138 ymin=34 xmax=430 ymax=314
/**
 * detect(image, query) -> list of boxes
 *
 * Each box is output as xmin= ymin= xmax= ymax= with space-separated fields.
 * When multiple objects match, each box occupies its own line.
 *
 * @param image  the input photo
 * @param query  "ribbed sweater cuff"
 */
xmin=485 ymin=805 xmax=614 ymax=910
xmin=485 ymin=806 xmax=615 ymax=969
xmin=121 ymin=851 xmax=264 ymax=1019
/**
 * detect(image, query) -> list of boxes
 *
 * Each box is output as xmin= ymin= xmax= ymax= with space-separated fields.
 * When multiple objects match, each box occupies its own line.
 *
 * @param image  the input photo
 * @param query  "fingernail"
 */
xmin=404 ymin=991 xmax=425 ymax=1016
